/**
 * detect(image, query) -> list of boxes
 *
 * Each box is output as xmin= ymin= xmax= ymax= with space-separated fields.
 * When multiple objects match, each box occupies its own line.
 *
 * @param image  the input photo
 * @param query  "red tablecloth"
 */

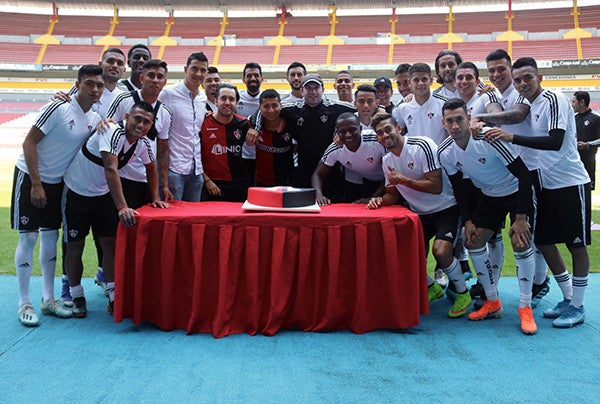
xmin=114 ymin=201 xmax=428 ymax=337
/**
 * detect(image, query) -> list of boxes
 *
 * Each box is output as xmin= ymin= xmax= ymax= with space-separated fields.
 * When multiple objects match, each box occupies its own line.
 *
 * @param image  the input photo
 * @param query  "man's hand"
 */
xmin=205 ymin=179 xmax=222 ymax=196
xmin=151 ymin=199 xmax=171 ymax=209
xmin=30 ymin=183 xmax=47 ymax=209
xmin=469 ymin=118 xmax=485 ymax=137
xmin=509 ymin=217 xmax=532 ymax=249
xmin=97 ymin=118 xmax=117 ymax=133
xmin=162 ymin=186 xmax=174 ymax=202
xmin=464 ymin=219 xmax=478 ymax=248
xmin=316 ymin=194 xmax=331 ymax=206
xmin=577 ymin=141 xmax=590 ymax=151
xmin=482 ymin=127 xmax=513 ymax=144
xmin=386 ymin=166 xmax=405 ymax=186
xmin=118 ymin=206 xmax=138 ymax=227
xmin=246 ymin=128 xmax=259 ymax=146
xmin=478 ymin=83 xmax=494 ymax=95
xmin=52 ymin=91 xmax=71 ymax=102
xmin=366 ymin=196 xmax=383 ymax=210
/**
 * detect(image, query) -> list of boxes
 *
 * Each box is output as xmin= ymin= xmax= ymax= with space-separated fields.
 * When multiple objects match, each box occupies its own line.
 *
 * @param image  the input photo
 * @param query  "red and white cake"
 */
xmin=247 ymin=186 xmax=316 ymax=208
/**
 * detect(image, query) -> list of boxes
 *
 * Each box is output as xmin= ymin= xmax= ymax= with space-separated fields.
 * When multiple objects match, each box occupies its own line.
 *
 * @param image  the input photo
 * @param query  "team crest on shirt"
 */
xmin=407 ymin=115 xmax=414 ymax=125
xmin=407 ymin=162 xmax=414 ymax=170
xmin=233 ymin=129 xmax=242 ymax=140
xmin=478 ymin=158 xmax=486 ymax=164
xmin=534 ymin=114 xmax=540 ymax=121
xmin=68 ymin=119 xmax=75 ymax=130
xmin=427 ymin=112 xmax=435 ymax=119
xmin=282 ymin=133 xmax=290 ymax=142
xmin=345 ymin=161 xmax=353 ymax=168
xmin=456 ymin=161 xmax=463 ymax=169
xmin=367 ymin=157 xmax=374 ymax=163
xmin=20 ymin=216 xmax=29 ymax=225
xmin=68 ymin=229 xmax=78 ymax=239
xmin=88 ymin=124 xmax=92 ymax=130
xmin=320 ymin=115 xmax=328 ymax=124
xmin=585 ymin=120 xmax=591 ymax=126
xmin=297 ymin=117 xmax=304 ymax=126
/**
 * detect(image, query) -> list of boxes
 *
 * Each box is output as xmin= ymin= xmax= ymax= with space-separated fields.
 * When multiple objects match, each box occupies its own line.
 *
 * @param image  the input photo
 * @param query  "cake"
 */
xmin=247 ymin=186 xmax=316 ymax=208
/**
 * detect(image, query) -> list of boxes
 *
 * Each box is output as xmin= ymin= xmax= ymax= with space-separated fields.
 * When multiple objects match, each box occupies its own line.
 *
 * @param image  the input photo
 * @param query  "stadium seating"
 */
xmin=0 ymin=42 xmax=42 ymax=63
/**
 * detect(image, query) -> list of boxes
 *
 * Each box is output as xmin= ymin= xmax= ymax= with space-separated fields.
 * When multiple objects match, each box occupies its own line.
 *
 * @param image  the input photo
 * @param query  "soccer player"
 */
xmin=373 ymin=76 xmax=395 ymax=113
xmin=433 ymin=49 xmax=462 ymax=98
xmin=11 ymin=64 xmax=104 ymax=326
xmin=118 ymin=44 xmax=151 ymax=91
xmin=438 ymin=98 xmax=537 ymax=333
xmin=366 ymin=112 xmax=472 ymax=318
xmin=394 ymin=63 xmax=412 ymax=98
xmin=203 ymin=66 xmax=221 ymax=112
xmin=201 ymin=84 xmax=253 ymax=202
xmin=106 ymin=59 xmax=173 ymax=208
xmin=572 ymin=91 xmax=600 ymax=190
xmin=160 ymin=52 xmax=208 ymax=202
xmin=254 ymin=89 xmax=294 ymax=186
xmin=334 ymin=70 xmax=354 ymax=102
xmin=283 ymin=61 xmax=306 ymax=102
xmin=63 ymin=102 xmax=169 ymax=317
xmin=455 ymin=61 xmax=502 ymax=116
xmin=484 ymin=57 xmax=591 ymax=328
xmin=354 ymin=84 xmax=378 ymax=129
xmin=312 ymin=112 xmax=385 ymax=204
xmin=237 ymin=62 xmax=264 ymax=181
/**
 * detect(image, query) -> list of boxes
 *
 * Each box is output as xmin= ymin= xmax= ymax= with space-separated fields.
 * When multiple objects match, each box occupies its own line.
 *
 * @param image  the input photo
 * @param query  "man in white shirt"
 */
xmin=160 ymin=52 xmax=208 ymax=202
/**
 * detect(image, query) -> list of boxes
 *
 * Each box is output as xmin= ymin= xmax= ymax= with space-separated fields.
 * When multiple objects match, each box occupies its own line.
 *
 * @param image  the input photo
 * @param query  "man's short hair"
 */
xmin=408 ymin=62 xmax=431 ymax=77
xmin=512 ymin=57 xmax=538 ymax=72
xmin=442 ymin=98 xmax=468 ymax=116
xmin=336 ymin=70 xmax=352 ymax=79
xmin=371 ymin=112 xmax=397 ymax=130
xmin=354 ymin=84 xmax=377 ymax=98
xmin=216 ymin=83 xmax=240 ymax=101
xmin=78 ymin=64 xmax=103 ymax=81
xmin=142 ymin=59 xmax=168 ymax=73
xmin=336 ymin=111 xmax=359 ymax=126
xmin=287 ymin=61 xmax=306 ymax=75
xmin=186 ymin=52 xmax=208 ymax=66
xmin=101 ymin=47 xmax=125 ymax=61
xmin=207 ymin=66 xmax=219 ymax=74
xmin=486 ymin=49 xmax=511 ymax=64
xmin=574 ymin=91 xmax=591 ymax=107
xmin=434 ymin=49 xmax=462 ymax=84
xmin=130 ymin=101 xmax=155 ymax=115
xmin=259 ymin=89 xmax=281 ymax=103
xmin=243 ymin=62 xmax=262 ymax=76
xmin=456 ymin=61 xmax=479 ymax=80
xmin=394 ymin=63 xmax=411 ymax=75
xmin=127 ymin=44 xmax=151 ymax=60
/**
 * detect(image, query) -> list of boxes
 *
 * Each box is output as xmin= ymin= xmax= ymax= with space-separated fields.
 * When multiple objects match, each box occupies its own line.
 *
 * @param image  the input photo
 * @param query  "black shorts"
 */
xmin=471 ymin=189 xmax=534 ymax=233
xmin=10 ymin=167 xmax=63 ymax=231
xmin=535 ymin=183 xmax=591 ymax=248
xmin=420 ymin=204 xmax=461 ymax=247
xmin=121 ymin=177 xmax=151 ymax=210
xmin=63 ymin=188 xmax=118 ymax=242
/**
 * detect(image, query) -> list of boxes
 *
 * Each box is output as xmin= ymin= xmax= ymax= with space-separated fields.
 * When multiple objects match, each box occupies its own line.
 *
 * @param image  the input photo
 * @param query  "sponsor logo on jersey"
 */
xmin=209 ymin=133 xmax=217 ymax=139
xmin=478 ymin=158 xmax=486 ymax=164
xmin=320 ymin=115 xmax=328 ymax=124
xmin=584 ymin=120 xmax=590 ymax=126
xmin=20 ymin=216 xmax=29 ymax=225
xmin=211 ymin=143 xmax=241 ymax=155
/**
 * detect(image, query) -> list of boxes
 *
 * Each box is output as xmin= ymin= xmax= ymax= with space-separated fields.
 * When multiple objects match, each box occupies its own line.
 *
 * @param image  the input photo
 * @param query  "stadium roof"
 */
xmin=0 ymin=0 xmax=584 ymax=13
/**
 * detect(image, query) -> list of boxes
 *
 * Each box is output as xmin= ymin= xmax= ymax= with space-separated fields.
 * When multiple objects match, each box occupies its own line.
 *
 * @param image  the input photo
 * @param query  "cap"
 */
xmin=302 ymin=73 xmax=324 ymax=87
xmin=373 ymin=76 xmax=392 ymax=89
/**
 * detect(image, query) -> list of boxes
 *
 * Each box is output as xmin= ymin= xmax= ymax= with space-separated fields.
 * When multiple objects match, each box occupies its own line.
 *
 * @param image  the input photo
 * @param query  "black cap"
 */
xmin=373 ymin=76 xmax=392 ymax=89
xmin=302 ymin=73 xmax=324 ymax=87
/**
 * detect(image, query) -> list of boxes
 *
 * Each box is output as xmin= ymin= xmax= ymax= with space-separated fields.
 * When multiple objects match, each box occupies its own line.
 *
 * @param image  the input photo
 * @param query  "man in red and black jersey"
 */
xmin=254 ymin=89 xmax=294 ymax=186
xmin=201 ymin=84 xmax=254 ymax=202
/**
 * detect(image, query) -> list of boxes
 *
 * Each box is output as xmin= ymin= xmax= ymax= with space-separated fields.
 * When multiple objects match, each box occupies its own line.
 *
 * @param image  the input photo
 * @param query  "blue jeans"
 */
xmin=168 ymin=170 xmax=204 ymax=202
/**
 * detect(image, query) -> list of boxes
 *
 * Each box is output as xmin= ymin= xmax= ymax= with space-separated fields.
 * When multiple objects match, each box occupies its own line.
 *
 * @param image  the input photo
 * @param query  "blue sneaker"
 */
xmin=94 ymin=269 xmax=108 ymax=297
xmin=552 ymin=305 xmax=585 ymax=328
xmin=61 ymin=276 xmax=73 ymax=308
xmin=542 ymin=299 xmax=570 ymax=319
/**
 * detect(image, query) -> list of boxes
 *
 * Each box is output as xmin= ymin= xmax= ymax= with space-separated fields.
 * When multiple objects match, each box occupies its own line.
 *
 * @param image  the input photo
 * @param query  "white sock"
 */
xmin=70 ymin=284 xmax=84 ymax=299
xmin=469 ymin=246 xmax=498 ymax=301
xmin=553 ymin=271 xmax=572 ymax=301
xmin=532 ymin=247 xmax=548 ymax=284
xmin=442 ymin=258 xmax=467 ymax=293
xmin=106 ymin=282 xmax=115 ymax=302
xmin=39 ymin=228 xmax=58 ymax=303
xmin=488 ymin=233 xmax=504 ymax=284
xmin=15 ymin=231 xmax=38 ymax=307
xmin=515 ymin=248 xmax=535 ymax=308
xmin=571 ymin=276 xmax=588 ymax=308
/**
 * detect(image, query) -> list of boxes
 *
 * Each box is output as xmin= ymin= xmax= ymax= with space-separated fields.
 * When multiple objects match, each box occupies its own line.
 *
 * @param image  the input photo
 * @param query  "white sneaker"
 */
xmin=41 ymin=298 xmax=72 ymax=318
xmin=18 ymin=304 xmax=40 ymax=327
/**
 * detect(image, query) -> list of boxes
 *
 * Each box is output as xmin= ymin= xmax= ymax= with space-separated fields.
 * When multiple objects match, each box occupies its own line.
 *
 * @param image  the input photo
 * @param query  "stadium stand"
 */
xmin=169 ymin=17 xmax=222 ymax=39
xmin=217 ymin=45 xmax=275 ymax=65
xmin=277 ymin=44 xmax=329 ymax=65
xmin=0 ymin=42 xmax=42 ymax=63
xmin=52 ymin=15 xmax=112 ymax=38
xmin=0 ymin=12 xmax=48 ymax=36
xmin=224 ymin=17 xmax=280 ymax=39
xmin=283 ymin=16 xmax=331 ymax=38
xmin=335 ymin=15 xmax=391 ymax=37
